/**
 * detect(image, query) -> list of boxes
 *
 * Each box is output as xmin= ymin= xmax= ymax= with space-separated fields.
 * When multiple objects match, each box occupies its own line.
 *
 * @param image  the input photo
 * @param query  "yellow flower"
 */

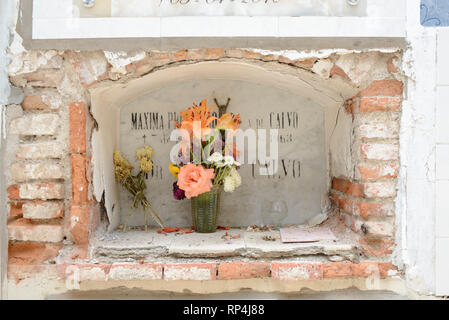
xmin=136 ymin=145 xmax=154 ymax=160
xmin=140 ymin=159 xmax=153 ymax=174
xmin=113 ymin=150 xmax=124 ymax=164
xmin=169 ymin=162 xmax=180 ymax=178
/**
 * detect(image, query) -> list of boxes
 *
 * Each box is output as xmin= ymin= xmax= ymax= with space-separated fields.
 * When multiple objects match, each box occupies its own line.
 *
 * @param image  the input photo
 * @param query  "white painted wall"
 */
xmin=400 ymin=0 xmax=439 ymax=295
xmin=435 ymin=28 xmax=449 ymax=296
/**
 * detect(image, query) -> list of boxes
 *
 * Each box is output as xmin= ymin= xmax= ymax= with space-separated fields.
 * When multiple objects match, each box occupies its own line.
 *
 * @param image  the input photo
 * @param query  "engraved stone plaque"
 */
xmin=119 ymin=79 xmax=326 ymax=227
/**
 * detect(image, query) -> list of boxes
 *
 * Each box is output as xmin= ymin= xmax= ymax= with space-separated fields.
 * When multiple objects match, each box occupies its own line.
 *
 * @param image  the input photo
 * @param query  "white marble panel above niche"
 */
xmin=110 ymin=0 xmax=366 ymax=17
xmin=119 ymin=79 xmax=326 ymax=227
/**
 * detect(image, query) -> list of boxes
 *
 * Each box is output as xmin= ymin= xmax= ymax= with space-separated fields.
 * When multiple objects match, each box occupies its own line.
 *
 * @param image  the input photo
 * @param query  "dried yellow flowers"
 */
xmin=113 ymin=146 xmax=164 ymax=231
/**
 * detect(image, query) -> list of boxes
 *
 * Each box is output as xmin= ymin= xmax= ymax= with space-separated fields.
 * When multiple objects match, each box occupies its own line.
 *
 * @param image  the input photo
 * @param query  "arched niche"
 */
xmin=89 ymin=61 xmax=358 ymax=231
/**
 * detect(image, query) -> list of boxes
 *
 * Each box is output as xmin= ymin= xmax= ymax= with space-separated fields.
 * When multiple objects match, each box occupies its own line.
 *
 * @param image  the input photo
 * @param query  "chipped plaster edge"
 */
xmin=0 ymin=0 xmax=20 ymax=301
xmin=393 ymin=0 xmax=437 ymax=295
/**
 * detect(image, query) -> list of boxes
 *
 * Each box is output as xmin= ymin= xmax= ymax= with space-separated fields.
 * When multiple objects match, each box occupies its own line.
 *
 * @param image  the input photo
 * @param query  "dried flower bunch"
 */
xmin=113 ymin=146 xmax=164 ymax=231
xmin=169 ymin=99 xmax=242 ymax=200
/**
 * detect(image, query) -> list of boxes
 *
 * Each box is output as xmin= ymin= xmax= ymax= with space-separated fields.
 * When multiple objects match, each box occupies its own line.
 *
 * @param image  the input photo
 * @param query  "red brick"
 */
xmin=8 ymin=242 xmax=61 ymax=265
xmin=225 ymin=49 xmax=244 ymax=58
xmin=363 ymin=182 xmax=396 ymax=198
xmin=345 ymin=214 xmax=394 ymax=237
xmin=355 ymin=201 xmax=394 ymax=218
xmin=70 ymin=205 xmax=91 ymax=245
xmin=66 ymin=51 xmax=109 ymax=87
xmin=278 ymin=56 xmax=293 ymax=64
xmin=218 ymin=262 xmax=270 ymax=280
xmin=271 ymin=262 xmax=323 ymax=280
xmin=11 ymin=163 xmax=63 ymax=182
xmin=9 ymin=201 xmax=23 ymax=219
xmin=205 ymin=48 xmax=225 ymax=60
xmin=332 ymin=178 xmax=364 ymax=198
xmin=172 ymin=49 xmax=187 ymax=62
xmin=11 ymin=183 xmax=64 ymax=200
xmin=356 ymin=163 xmax=399 ymax=180
xmin=352 ymin=262 xmax=397 ymax=278
xmin=332 ymin=192 xmax=394 ymax=218
xmin=293 ymin=58 xmax=317 ymax=69
xmin=71 ymin=154 xmax=89 ymax=205
xmin=243 ymin=50 xmax=262 ymax=60
xmin=164 ymin=263 xmax=216 ymax=280
xmin=58 ymin=264 xmax=111 ymax=282
xmin=21 ymin=96 xmax=50 ymax=110
xmin=187 ymin=49 xmax=205 ymax=60
xmin=387 ymin=57 xmax=399 ymax=73
xmin=261 ymin=54 xmax=279 ymax=62
xmin=359 ymin=238 xmax=395 ymax=257
xmin=15 ymin=69 xmax=63 ymax=88
xmin=7 ymin=185 xmax=20 ymax=200
xmin=323 ymin=262 xmax=353 ymax=278
xmin=376 ymin=262 xmax=398 ymax=277
xmin=109 ymin=263 xmax=163 ymax=280
xmin=150 ymin=52 xmax=171 ymax=67
xmin=357 ymin=121 xmax=399 ymax=139
xmin=22 ymin=201 xmax=64 ymax=219
xmin=359 ymin=97 xmax=402 ymax=112
xmin=330 ymin=64 xmax=350 ymax=80
xmin=8 ymin=218 xmax=63 ymax=243
xmin=69 ymin=102 xmax=87 ymax=154
xmin=359 ymin=80 xmax=403 ymax=97
xmin=361 ymin=143 xmax=399 ymax=161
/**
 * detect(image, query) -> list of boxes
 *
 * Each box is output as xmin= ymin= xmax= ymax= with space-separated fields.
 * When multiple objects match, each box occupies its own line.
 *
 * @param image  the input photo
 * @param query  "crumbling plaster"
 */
xmin=0 ymin=0 xmax=20 ymax=300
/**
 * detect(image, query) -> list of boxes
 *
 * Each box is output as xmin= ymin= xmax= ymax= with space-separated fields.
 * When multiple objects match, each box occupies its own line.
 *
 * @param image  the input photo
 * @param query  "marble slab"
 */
xmin=119 ymin=79 xmax=326 ymax=227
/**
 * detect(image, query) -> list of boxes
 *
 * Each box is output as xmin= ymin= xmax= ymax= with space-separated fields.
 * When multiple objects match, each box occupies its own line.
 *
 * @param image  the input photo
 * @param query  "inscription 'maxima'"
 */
xmin=131 ymin=112 xmax=165 ymax=130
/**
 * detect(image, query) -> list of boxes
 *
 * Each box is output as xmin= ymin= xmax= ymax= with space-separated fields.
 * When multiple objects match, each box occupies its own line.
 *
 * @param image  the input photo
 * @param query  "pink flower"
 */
xmin=177 ymin=163 xmax=215 ymax=199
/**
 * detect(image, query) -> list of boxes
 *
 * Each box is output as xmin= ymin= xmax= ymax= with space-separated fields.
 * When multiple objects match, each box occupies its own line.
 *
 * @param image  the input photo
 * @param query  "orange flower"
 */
xmin=175 ymin=99 xmax=217 ymax=137
xmin=177 ymin=163 xmax=215 ymax=199
xmin=216 ymin=113 xmax=241 ymax=130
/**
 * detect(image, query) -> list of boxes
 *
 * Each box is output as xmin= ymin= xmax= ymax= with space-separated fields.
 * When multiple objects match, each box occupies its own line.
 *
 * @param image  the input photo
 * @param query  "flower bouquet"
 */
xmin=113 ymin=146 xmax=164 ymax=231
xmin=169 ymin=99 xmax=242 ymax=233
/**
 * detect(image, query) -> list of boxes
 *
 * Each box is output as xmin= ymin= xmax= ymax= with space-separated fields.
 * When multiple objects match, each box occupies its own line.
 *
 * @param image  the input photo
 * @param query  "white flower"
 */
xmin=207 ymin=152 xmax=223 ymax=164
xmin=223 ymin=176 xmax=236 ymax=192
xmin=223 ymin=155 xmax=235 ymax=167
xmin=223 ymin=168 xmax=242 ymax=192
xmin=215 ymin=161 xmax=226 ymax=168
xmin=229 ymin=168 xmax=242 ymax=187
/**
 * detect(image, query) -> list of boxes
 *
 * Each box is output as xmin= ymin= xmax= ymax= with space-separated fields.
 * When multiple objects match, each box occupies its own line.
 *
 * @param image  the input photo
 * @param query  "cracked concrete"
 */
xmin=90 ymin=227 xmax=360 ymax=263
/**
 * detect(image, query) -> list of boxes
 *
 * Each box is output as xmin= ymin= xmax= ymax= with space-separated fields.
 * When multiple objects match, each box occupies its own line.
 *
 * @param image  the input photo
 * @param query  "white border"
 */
xmin=32 ymin=16 xmax=406 ymax=40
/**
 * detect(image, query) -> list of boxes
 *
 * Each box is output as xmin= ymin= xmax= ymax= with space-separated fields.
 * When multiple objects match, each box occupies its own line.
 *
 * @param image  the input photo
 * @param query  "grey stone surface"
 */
xmin=119 ymin=79 xmax=326 ymax=227
xmin=7 ymin=86 xmax=24 ymax=105
xmin=91 ymin=227 xmax=359 ymax=262
xmin=50 ymin=288 xmax=410 ymax=300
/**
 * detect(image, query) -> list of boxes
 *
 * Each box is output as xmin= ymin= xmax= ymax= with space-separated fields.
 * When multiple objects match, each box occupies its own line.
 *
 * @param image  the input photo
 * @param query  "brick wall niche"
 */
xmin=6 ymin=49 xmax=403 ymax=288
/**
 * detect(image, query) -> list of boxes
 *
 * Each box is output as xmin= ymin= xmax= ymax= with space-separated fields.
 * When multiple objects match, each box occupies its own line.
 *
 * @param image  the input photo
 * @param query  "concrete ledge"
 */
xmin=91 ymin=227 xmax=359 ymax=262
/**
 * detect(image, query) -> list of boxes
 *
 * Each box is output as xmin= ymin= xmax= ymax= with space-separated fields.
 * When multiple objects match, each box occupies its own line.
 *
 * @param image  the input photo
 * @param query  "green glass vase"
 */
xmin=191 ymin=185 xmax=221 ymax=233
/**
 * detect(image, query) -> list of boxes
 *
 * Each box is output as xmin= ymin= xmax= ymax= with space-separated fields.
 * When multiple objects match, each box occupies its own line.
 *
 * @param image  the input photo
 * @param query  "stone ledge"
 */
xmin=91 ymin=227 xmax=360 ymax=262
